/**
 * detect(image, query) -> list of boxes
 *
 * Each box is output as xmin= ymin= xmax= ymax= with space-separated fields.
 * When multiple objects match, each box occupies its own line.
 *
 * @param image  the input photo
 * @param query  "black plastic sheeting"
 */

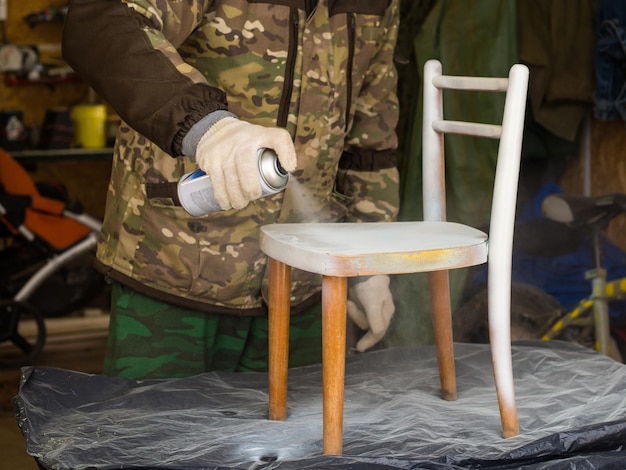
xmin=13 ymin=341 xmax=626 ymax=469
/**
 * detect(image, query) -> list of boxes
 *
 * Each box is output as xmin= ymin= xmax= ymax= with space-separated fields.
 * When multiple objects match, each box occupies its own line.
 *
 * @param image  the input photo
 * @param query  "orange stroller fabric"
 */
xmin=0 ymin=149 xmax=92 ymax=251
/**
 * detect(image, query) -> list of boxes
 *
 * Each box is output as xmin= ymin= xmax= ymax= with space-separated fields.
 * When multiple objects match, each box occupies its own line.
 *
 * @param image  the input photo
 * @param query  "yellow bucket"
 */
xmin=71 ymin=104 xmax=107 ymax=148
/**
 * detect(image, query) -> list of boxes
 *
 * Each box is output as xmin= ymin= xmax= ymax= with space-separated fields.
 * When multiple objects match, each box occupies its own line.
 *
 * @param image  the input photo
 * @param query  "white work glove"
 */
xmin=347 ymin=275 xmax=395 ymax=352
xmin=195 ymin=116 xmax=297 ymax=210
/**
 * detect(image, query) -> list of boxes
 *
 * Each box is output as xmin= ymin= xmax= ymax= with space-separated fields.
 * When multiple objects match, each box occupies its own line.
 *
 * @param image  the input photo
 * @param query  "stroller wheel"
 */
xmin=0 ymin=300 xmax=46 ymax=368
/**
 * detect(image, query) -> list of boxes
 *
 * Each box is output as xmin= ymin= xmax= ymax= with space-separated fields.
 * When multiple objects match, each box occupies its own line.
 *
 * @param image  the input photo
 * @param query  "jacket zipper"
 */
xmin=277 ymin=8 xmax=299 ymax=128
xmin=345 ymin=12 xmax=355 ymax=132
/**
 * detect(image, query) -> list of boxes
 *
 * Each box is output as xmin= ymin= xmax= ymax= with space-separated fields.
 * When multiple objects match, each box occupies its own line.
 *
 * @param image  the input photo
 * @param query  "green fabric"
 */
xmin=104 ymin=283 xmax=322 ymax=379
xmin=380 ymin=0 xmax=519 ymax=349
xmin=399 ymin=0 xmax=518 ymax=226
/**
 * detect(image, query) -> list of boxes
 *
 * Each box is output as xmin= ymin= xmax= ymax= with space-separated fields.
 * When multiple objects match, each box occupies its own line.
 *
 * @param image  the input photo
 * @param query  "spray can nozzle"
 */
xmin=275 ymin=158 xmax=287 ymax=176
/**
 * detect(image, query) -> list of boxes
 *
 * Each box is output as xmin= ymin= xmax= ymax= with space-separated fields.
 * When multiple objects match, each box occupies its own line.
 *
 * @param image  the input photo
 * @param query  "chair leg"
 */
xmin=488 ymin=282 xmax=520 ymax=438
xmin=428 ymin=270 xmax=457 ymax=401
xmin=322 ymin=275 xmax=348 ymax=455
xmin=492 ymin=362 xmax=520 ymax=438
xmin=268 ymin=258 xmax=291 ymax=421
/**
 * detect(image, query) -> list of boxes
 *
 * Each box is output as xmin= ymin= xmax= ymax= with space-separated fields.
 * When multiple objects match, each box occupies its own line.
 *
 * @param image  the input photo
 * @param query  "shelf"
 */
xmin=3 ymin=71 xmax=80 ymax=86
xmin=9 ymin=147 xmax=113 ymax=163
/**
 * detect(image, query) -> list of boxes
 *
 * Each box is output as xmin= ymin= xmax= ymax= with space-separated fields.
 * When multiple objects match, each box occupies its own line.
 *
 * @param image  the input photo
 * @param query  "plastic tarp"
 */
xmin=13 ymin=341 xmax=626 ymax=469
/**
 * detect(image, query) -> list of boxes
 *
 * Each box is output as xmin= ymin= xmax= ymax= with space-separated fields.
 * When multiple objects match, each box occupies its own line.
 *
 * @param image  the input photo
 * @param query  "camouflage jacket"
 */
xmin=63 ymin=0 xmax=401 ymax=315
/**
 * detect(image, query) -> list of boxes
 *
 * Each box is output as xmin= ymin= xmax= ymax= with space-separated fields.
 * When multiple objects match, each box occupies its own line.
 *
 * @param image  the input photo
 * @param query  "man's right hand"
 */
xmin=195 ymin=117 xmax=297 ymax=210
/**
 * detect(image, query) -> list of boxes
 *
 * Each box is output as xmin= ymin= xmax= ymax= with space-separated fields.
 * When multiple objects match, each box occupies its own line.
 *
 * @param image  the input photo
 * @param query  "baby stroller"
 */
xmin=0 ymin=148 xmax=104 ymax=368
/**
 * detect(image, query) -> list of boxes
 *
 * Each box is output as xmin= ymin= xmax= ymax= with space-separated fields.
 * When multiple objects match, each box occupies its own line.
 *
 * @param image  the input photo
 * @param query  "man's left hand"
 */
xmin=346 ymin=275 xmax=395 ymax=352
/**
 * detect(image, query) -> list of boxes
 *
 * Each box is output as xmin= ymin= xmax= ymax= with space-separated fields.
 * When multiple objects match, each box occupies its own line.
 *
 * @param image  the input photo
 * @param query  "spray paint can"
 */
xmin=177 ymin=148 xmax=289 ymax=216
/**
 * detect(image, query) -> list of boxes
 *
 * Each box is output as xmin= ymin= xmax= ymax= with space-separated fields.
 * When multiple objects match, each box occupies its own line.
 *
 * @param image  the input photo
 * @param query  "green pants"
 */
xmin=104 ymin=283 xmax=323 ymax=379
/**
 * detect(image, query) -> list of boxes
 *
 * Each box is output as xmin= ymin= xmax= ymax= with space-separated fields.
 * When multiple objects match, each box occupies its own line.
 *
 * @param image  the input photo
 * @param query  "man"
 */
xmin=63 ymin=0 xmax=401 ymax=378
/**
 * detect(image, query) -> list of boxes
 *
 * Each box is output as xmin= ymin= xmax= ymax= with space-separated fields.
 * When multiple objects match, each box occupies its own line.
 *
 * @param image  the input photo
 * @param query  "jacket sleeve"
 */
xmin=62 ymin=0 xmax=229 ymax=157
xmin=338 ymin=0 xmax=401 ymax=223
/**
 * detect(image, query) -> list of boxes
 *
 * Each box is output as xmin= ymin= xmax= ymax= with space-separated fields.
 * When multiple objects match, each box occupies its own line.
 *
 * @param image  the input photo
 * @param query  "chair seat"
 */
xmin=260 ymin=221 xmax=487 ymax=277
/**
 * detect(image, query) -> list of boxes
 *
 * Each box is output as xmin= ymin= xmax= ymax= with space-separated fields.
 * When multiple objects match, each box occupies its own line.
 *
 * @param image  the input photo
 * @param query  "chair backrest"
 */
xmin=422 ymin=60 xmax=529 ymax=222
xmin=421 ymin=58 xmax=529 ymax=282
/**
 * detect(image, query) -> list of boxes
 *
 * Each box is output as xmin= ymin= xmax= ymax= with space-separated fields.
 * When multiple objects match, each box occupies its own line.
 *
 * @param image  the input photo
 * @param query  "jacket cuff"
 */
xmin=181 ymin=110 xmax=237 ymax=159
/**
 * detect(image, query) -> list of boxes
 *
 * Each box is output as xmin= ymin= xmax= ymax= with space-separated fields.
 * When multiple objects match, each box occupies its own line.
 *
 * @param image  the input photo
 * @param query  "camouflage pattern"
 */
xmin=104 ymin=282 xmax=323 ymax=378
xmin=93 ymin=0 xmax=401 ymax=312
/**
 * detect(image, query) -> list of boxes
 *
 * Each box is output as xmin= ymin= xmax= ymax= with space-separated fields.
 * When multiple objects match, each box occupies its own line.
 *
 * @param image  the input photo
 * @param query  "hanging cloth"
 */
xmin=518 ymin=0 xmax=596 ymax=142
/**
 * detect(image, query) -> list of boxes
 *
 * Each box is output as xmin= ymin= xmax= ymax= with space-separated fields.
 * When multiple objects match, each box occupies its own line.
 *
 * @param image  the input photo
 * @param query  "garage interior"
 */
xmin=2 ymin=0 xmax=626 ymax=469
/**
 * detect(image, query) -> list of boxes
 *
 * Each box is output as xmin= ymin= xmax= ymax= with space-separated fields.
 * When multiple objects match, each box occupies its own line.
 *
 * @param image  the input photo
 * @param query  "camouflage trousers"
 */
xmin=103 ymin=282 xmax=323 ymax=379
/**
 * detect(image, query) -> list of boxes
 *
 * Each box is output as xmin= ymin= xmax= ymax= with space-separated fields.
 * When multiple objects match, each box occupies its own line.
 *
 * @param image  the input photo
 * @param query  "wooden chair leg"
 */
xmin=268 ymin=258 xmax=291 ymax=421
xmin=322 ymin=275 xmax=348 ymax=455
xmin=428 ymin=270 xmax=457 ymax=401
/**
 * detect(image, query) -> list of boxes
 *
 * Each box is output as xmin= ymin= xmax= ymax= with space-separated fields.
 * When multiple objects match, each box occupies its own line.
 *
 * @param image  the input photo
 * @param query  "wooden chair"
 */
xmin=260 ymin=59 xmax=530 ymax=455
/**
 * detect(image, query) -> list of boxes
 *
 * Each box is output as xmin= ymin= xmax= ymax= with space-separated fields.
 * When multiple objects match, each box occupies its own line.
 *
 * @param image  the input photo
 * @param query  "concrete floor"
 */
xmin=1 ymin=407 xmax=39 ymax=469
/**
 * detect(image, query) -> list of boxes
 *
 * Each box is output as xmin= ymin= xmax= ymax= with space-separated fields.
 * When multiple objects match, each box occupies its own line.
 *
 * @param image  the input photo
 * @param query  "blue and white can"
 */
xmin=177 ymin=148 xmax=289 ymax=216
